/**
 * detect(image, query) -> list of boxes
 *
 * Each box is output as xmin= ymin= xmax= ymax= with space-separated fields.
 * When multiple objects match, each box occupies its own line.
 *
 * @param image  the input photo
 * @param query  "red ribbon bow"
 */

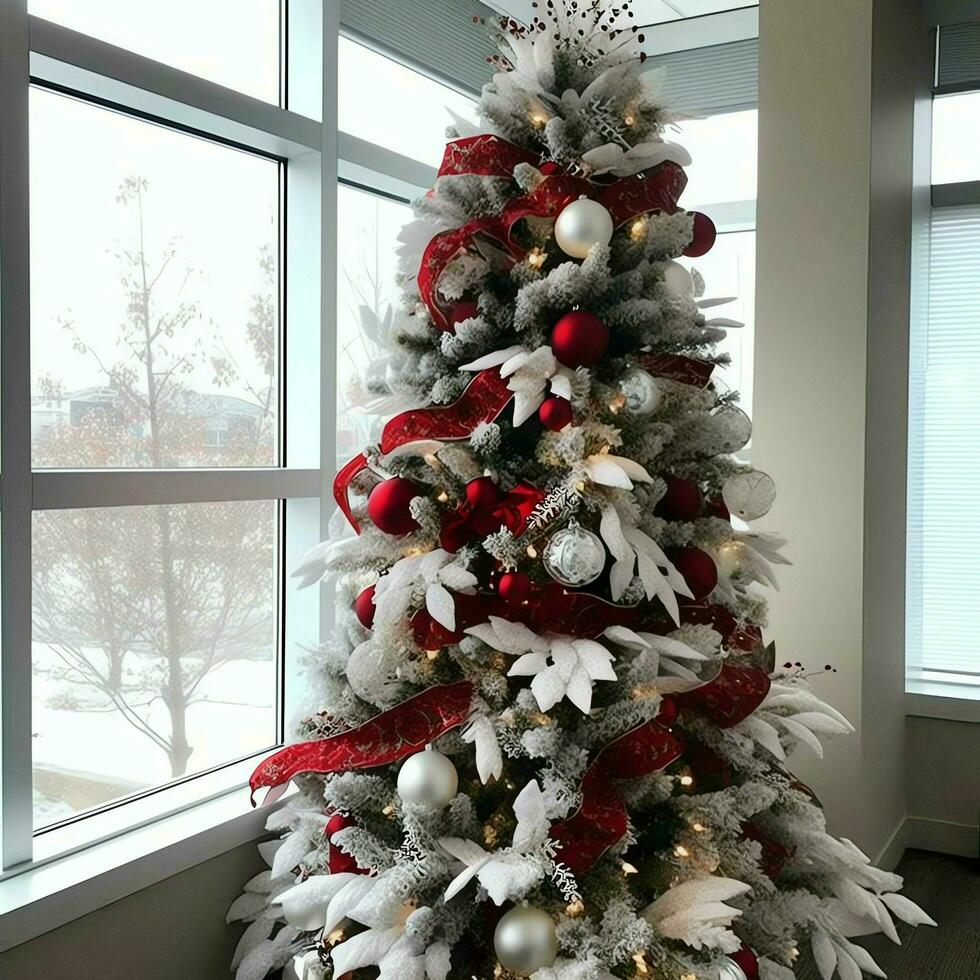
xmin=440 ymin=482 xmax=544 ymax=553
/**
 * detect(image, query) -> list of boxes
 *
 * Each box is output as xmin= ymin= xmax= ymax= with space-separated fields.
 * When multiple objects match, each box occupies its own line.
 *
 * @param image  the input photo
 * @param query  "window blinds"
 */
xmin=907 ymin=203 xmax=980 ymax=682
xmin=936 ymin=22 xmax=980 ymax=91
xmin=645 ymin=38 xmax=759 ymax=115
xmin=339 ymin=0 xmax=497 ymax=97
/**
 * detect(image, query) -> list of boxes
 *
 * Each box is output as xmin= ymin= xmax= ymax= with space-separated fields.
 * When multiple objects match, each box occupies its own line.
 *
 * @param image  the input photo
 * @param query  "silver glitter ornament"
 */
xmin=396 ymin=748 xmax=458 ymax=809
xmin=493 ymin=905 xmax=558 ymax=976
xmin=620 ymin=367 xmax=661 ymax=416
xmin=542 ymin=519 xmax=606 ymax=587
xmin=554 ymin=198 xmax=613 ymax=258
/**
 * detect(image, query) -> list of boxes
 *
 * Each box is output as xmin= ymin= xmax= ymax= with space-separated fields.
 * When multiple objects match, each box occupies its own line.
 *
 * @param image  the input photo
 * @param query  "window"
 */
xmin=28 ymin=0 xmax=281 ymax=104
xmin=0 ymin=0 xmax=327 ymax=899
xmin=906 ymin=29 xmax=980 ymax=697
xmin=338 ymin=37 xmax=478 ymax=168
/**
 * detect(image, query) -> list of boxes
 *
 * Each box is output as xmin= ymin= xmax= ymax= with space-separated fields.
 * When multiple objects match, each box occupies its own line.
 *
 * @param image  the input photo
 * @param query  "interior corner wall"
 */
xmin=753 ymin=0 xmax=926 ymax=860
xmin=0 ymin=841 xmax=266 ymax=979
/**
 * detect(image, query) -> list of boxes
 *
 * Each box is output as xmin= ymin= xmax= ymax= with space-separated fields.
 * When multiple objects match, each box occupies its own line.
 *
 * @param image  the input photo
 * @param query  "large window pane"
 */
xmin=336 ymin=183 xmax=412 ymax=471
xmin=30 ymin=88 xmax=280 ymax=468
xmin=673 ymin=109 xmax=758 ymax=207
xmin=29 ymin=0 xmax=280 ymax=104
xmin=32 ymin=500 xmax=279 ymax=829
xmin=338 ymin=37 xmax=478 ymax=167
xmin=931 ymin=91 xmax=980 ymax=185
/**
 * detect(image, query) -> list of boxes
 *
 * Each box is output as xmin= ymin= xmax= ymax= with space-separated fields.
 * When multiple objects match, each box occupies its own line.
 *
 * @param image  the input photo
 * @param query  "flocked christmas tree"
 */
xmin=229 ymin=5 xmax=934 ymax=979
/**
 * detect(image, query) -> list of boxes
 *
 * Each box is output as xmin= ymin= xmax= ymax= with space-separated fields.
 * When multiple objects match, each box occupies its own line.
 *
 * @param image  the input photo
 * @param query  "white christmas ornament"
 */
xmin=543 ymin=519 xmax=606 ymax=587
xmin=722 ymin=471 xmax=776 ymax=521
xmin=619 ymin=367 xmax=661 ymax=416
xmin=554 ymin=198 xmax=613 ymax=258
xmin=397 ymin=748 xmax=458 ymax=809
xmin=493 ymin=905 xmax=558 ymax=975
xmin=663 ymin=260 xmax=695 ymax=297
xmin=716 ymin=961 xmax=748 ymax=980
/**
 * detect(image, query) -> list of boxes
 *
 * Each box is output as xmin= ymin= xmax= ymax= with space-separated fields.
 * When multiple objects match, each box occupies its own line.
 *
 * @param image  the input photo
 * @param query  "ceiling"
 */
xmin=483 ymin=1 xmax=757 ymax=27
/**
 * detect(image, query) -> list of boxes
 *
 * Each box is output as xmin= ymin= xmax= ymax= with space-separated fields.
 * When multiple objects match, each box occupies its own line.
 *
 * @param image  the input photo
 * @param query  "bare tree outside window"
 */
xmin=31 ymin=176 xmax=279 ymax=827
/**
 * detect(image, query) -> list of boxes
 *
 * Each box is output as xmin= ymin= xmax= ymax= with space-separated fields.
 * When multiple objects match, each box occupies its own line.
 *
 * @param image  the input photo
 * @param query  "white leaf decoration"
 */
xmin=643 ymin=876 xmax=751 ymax=952
xmin=880 ymin=892 xmax=937 ymax=927
xmin=461 ymin=713 xmax=503 ymax=783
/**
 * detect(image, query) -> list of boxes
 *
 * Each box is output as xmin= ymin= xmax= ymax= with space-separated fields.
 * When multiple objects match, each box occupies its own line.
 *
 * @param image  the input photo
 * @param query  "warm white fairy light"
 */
xmin=526 ymin=544 xmax=538 ymax=558
xmin=527 ymin=247 xmax=547 ymax=269
xmin=630 ymin=217 xmax=647 ymax=240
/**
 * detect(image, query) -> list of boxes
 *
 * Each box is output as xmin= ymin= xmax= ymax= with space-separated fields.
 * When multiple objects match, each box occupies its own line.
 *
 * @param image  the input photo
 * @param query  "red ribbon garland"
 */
xmin=672 ymin=661 xmax=771 ymax=728
xmin=419 ymin=135 xmax=691 ymax=331
xmin=249 ymin=680 xmax=474 ymax=804
xmin=640 ymin=353 xmax=716 ymax=389
xmin=550 ymin=706 xmax=685 ymax=874
xmin=333 ymin=369 xmax=513 ymax=533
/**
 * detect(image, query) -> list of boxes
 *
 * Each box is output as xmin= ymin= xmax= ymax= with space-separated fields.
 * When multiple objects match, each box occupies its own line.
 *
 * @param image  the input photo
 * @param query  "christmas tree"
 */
xmin=229 ymin=5 xmax=934 ymax=979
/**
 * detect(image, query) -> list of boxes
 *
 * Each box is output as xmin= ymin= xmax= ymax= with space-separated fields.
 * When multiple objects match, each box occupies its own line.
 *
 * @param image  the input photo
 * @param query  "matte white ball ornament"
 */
xmin=493 ymin=905 xmax=558 ymax=976
xmin=620 ymin=367 xmax=661 ymax=416
xmin=543 ymin=519 xmax=606 ymax=587
xmin=663 ymin=260 xmax=695 ymax=297
xmin=396 ymin=748 xmax=458 ymax=809
xmin=722 ymin=470 xmax=776 ymax=521
xmin=554 ymin=197 xmax=614 ymax=259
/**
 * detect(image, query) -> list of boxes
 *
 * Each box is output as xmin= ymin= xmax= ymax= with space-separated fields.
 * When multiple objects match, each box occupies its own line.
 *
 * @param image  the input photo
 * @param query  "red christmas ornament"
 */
xmin=656 ymin=697 xmax=678 ymax=728
xmin=728 ymin=945 xmax=759 ymax=980
xmin=326 ymin=812 xmax=366 ymax=875
xmin=466 ymin=476 xmax=501 ymax=509
xmin=669 ymin=546 xmax=718 ymax=600
xmin=368 ymin=477 xmax=421 ymax=535
xmin=497 ymin=571 xmax=531 ymax=603
xmin=683 ymin=211 xmax=716 ymax=257
xmin=539 ymin=395 xmax=573 ymax=431
xmin=656 ymin=476 xmax=703 ymax=521
xmin=550 ymin=310 xmax=609 ymax=368
xmin=353 ymin=585 xmax=376 ymax=629
xmin=447 ymin=300 xmax=480 ymax=331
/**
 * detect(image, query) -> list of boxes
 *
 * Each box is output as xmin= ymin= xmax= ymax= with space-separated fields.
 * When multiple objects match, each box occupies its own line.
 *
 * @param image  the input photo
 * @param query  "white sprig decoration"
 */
xmin=603 ymin=625 xmax=709 ymax=685
xmin=461 ymin=345 xmax=576 ymax=426
xmin=600 ymin=505 xmax=693 ymax=622
xmin=374 ymin=548 xmax=478 ymax=633
xmin=440 ymin=779 xmax=551 ymax=905
xmin=642 ymin=876 xmax=751 ymax=953
xmin=466 ymin=617 xmax=617 ymax=713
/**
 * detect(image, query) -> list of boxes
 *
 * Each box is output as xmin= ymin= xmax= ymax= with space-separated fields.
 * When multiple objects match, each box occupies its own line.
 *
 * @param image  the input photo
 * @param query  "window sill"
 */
xmin=0 ymin=782 xmax=285 ymax=953
xmin=906 ymin=682 xmax=980 ymax=723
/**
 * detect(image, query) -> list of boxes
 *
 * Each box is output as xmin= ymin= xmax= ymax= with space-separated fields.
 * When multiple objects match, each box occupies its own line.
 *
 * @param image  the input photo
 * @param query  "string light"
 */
xmin=609 ymin=392 xmax=627 ymax=413
xmin=327 ymin=928 xmax=345 ymax=945
xmin=631 ymin=951 xmax=650 ymax=975
xmin=526 ymin=544 xmax=538 ymax=558
xmin=425 ymin=648 xmax=441 ymax=660
xmin=624 ymin=112 xmax=636 ymax=125
xmin=527 ymin=246 xmax=547 ymax=270
xmin=629 ymin=217 xmax=647 ymax=240
xmin=575 ymin=480 xmax=586 ymax=493
xmin=531 ymin=112 xmax=549 ymax=128
xmin=674 ymin=845 xmax=690 ymax=858
xmin=565 ymin=899 xmax=585 ymax=917
xmin=679 ymin=774 xmax=694 ymax=787
xmin=691 ymin=821 xmax=706 ymax=833
xmin=622 ymin=861 xmax=639 ymax=876
xmin=436 ymin=491 xmax=449 ymax=503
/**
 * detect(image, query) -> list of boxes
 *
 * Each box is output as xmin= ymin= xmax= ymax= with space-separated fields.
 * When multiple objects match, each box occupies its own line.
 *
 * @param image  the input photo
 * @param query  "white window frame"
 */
xmin=905 ymin=72 xmax=980 ymax=723
xmin=0 ymin=1 xmax=337 ymax=948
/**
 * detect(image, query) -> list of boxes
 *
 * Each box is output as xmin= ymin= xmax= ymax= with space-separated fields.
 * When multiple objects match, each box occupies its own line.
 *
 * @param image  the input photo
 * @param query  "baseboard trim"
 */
xmin=875 ymin=817 xmax=911 ymax=871
xmin=902 ymin=816 xmax=978 ymax=858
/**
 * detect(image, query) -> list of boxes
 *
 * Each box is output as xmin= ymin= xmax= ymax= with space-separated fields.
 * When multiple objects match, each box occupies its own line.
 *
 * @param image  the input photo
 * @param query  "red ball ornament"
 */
xmin=656 ymin=476 xmax=703 ymax=521
xmin=448 ymin=300 xmax=480 ymax=331
xmin=728 ymin=945 xmax=759 ymax=980
xmin=550 ymin=310 xmax=609 ymax=368
xmin=497 ymin=571 xmax=531 ymax=603
xmin=656 ymin=697 xmax=678 ymax=728
xmin=353 ymin=585 xmax=376 ymax=629
xmin=683 ymin=211 xmax=717 ymax=257
xmin=539 ymin=395 xmax=573 ymax=431
xmin=326 ymin=813 xmax=365 ymax=875
xmin=466 ymin=476 xmax=501 ymax=509
xmin=669 ymin=546 xmax=718 ymax=600
xmin=368 ymin=477 xmax=420 ymax=535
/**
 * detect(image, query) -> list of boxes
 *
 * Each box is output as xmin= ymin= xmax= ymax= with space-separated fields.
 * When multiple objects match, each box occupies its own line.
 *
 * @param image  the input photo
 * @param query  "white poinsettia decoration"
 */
xmin=739 ymin=679 xmax=855 ymax=762
xmin=584 ymin=449 xmax=653 ymax=490
xmin=581 ymin=139 xmax=692 ymax=177
xmin=642 ymin=876 xmax=751 ymax=953
xmin=600 ymin=505 xmax=693 ymax=621
xmin=374 ymin=548 xmax=478 ymax=633
xmin=461 ymin=345 xmax=576 ymax=426
xmin=603 ymin=625 xmax=709 ymax=684
xmin=530 ymin=959 xmax=620 ymax=980
xmin=466 ymin=617 xmax=617 ymax=714
xmin=440 ymin=779 xmax=552 ymax=905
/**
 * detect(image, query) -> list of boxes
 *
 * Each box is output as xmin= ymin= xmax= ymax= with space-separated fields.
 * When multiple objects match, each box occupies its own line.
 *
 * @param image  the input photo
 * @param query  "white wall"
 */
xmin=754 ymin=0 xmax=929 ymax=862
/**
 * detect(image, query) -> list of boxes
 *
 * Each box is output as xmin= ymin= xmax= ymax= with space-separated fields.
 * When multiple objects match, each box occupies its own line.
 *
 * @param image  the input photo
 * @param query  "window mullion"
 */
xmin=0 ymin=0 xmax=35 ymax=872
